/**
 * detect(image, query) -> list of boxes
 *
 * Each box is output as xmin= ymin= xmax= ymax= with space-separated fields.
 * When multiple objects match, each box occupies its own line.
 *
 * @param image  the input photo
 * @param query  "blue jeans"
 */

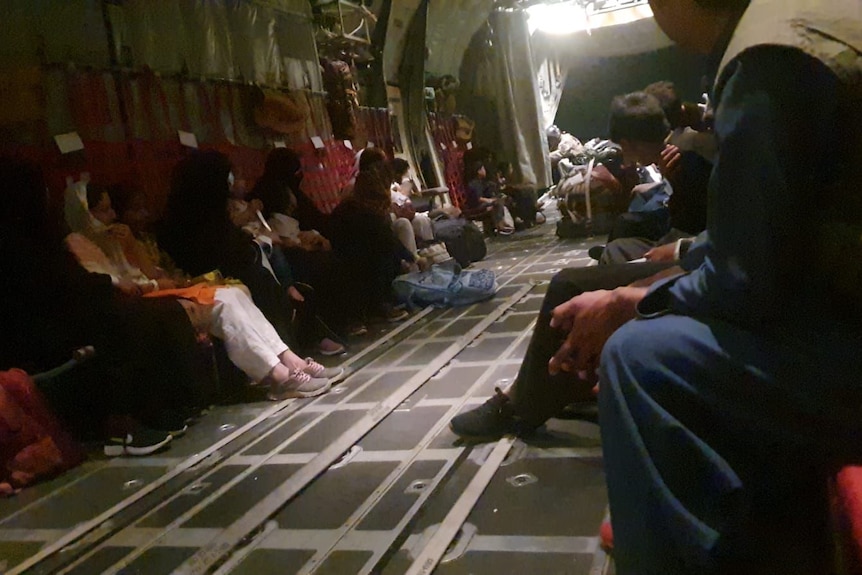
xmin=600 ymin=314 xmax=862 ymax=574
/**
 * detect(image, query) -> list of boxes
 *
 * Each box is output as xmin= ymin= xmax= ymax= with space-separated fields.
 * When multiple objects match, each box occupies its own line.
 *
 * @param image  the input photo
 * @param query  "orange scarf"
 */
xmin=143 ymin=283 xmax=217 ymax=305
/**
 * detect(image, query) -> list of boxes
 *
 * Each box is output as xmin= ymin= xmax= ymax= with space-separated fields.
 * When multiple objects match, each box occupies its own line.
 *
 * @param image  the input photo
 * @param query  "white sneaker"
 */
xmin=303 ymin=358 xmax=345 ymax=382
xmin=268 ymin=370 xmax=331 ymax=401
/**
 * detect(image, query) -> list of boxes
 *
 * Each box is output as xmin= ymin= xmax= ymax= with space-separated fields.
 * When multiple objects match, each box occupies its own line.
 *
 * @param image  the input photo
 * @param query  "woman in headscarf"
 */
xmin=330 ymin=148 xmax=412 ymax=322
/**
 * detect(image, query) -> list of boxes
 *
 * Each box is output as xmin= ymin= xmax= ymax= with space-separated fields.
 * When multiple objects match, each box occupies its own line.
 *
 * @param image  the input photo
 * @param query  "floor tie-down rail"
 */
xmin=7 ymin=231 xmax=609 ymax=575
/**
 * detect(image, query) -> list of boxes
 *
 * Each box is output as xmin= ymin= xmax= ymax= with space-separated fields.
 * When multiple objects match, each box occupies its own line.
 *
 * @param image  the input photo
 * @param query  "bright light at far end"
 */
xmin=527 ymin=3 xmax=589 ymax=35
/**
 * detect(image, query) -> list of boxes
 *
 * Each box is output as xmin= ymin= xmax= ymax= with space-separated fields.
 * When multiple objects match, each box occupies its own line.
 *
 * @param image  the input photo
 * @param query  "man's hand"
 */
xmin=659 ymin=144 xmax=682 ymax=179
xmin=548 ymin=287 xmax=646 ymax=379
xmin=644 ymin=242 xmax=677 ymax=262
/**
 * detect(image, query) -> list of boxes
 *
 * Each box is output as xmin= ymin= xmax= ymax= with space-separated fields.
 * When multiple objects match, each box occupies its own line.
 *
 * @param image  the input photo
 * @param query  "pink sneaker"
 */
xmin=268 ymin=370 xmax=331 ymax=401
xmin=303 ymin=358 xmax=345 ymax=382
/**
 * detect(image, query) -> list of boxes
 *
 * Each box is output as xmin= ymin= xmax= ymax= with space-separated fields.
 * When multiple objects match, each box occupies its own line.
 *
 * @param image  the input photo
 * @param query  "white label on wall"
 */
xmin=311 ymin=136 xmax=325 ymax=149
xmin=451 ymin=140 xmax=457 ymax=149
xmin=440 ymin=142 xmax=447 ymax=150
xmin=54 ymin=132 xmax=84 ymax=154
xmin=367 ymin=141 xmax=375 ymax=148
xmin=178 ymin=130 xmax=198 ymax=148
xmin=273 ymin=141 xmax=287 ymax=148
xmin=466 ymin=142 xmax=473 ymax=150
xmin=344 ymin=140 xmax=353 ymax=150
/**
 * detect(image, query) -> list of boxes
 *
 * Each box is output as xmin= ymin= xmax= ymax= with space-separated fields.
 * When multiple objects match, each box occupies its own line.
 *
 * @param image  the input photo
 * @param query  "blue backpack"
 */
xmin=393 ymin=261 xmax=498 ymax=308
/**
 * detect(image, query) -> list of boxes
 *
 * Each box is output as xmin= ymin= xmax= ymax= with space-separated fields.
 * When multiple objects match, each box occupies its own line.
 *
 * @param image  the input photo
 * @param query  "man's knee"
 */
xmin=543 ymin=270 xmax=587 ymax=311
xmin=601 ymin=320 xmax=645 ymax=374
xmin=601 ymin=316 xmax=710 ymax=397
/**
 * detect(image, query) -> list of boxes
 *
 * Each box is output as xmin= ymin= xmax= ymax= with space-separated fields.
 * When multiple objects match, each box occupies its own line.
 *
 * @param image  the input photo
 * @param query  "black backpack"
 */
xmin=433 ymin=218 xmax=487 ymax=267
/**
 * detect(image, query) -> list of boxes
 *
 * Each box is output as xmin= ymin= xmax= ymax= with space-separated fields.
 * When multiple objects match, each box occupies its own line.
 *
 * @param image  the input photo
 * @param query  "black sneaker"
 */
xmin=104 ymin=428 xmax=172 ymax=457
xmin=152 ymin=411 xmax=190 ymax=438
xmin=449 ymin=388 xmax=534 ymax=441
xmin=588 ymin=245 xmax=606 ymax=261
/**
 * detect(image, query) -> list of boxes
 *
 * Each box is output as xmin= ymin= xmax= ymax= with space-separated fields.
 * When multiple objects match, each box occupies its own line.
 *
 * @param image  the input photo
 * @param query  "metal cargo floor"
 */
xmin=0 ymin=223 xmax=612 ymax=575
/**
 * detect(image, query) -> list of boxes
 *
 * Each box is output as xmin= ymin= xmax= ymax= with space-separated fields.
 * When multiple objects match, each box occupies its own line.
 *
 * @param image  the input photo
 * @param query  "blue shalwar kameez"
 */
xmin=598 ymin=1 xmax=862 ymax=572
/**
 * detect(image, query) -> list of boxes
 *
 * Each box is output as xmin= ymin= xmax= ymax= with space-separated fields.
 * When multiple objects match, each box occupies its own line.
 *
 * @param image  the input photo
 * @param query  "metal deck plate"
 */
xmin=2 ymin=224 xmax=614 ymax=575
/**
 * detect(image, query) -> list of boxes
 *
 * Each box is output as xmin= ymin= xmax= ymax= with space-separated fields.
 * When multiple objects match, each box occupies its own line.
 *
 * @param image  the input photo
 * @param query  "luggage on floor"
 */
xmin=556 ymin=217 xmax=590 ymax=239
xmin=393 ymin=260 xmax=498 ymax=309
xmin=418 ymin=242 xmax=453 ymax=265
xmin=432 ymin=218 xmax=487 ymax=267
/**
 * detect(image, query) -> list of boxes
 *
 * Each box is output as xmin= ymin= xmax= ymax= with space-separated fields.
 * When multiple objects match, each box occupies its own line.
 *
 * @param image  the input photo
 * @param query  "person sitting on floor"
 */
xmin=259 ymin=148 xmax=333 ymax=239
xmin=246 ymin=149 xmax=332 ymax=254
xmin=389 ymin=158 xmax=435 ymax=246
xmin=244 ymin=176 xmax=353 ymax=355
xmin=330 ymin=149 xmax=413 ymax=323
xmin=600 ymin=91 xmax=679 ymax=244
xmin=495 ymin=160 xmax=543 ymax=229
xmin=158 ymin=151 xmax=345 ymax=366
xmin=463 ymin=160 xmax=515 ymax=236
xmin=348 ymin=148 xmax=426 ymax=260
xmin=252 ymin=147 xmax=369 ymax=337
xmin=68 ymin=183 xmax=340 ymax=401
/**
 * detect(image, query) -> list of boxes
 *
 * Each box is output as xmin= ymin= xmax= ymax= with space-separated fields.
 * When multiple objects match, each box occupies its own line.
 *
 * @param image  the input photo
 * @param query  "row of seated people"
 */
xmin=1 ymin=155 xmax=348 ymax=456
xmin=461 ymin=148 xmax=546 ymax=236
xmin=0 ymin=145 xmax=468 ymax=457
xmin=451 ymin=0 xmax=862 ymax=572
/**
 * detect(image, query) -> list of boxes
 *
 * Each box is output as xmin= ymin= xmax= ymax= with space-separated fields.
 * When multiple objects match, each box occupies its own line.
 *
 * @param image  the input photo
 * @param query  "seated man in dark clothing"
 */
xmin=598 ymin=80 xmax=716 ymax=265
xmin=449 ymin=261 xmax=678 ymax=439
xmin=561 ymin=0 xmax=862 ymax=573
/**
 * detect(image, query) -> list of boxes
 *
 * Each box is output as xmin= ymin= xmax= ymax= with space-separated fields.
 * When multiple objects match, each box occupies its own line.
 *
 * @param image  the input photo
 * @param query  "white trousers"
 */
xmin=392 ymin=217 xmax=418 ymax=255
xmin=411 ymin=213 xmax=434 ymax=242
xmin=209 ymin=287 xmax=290 ymax=382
